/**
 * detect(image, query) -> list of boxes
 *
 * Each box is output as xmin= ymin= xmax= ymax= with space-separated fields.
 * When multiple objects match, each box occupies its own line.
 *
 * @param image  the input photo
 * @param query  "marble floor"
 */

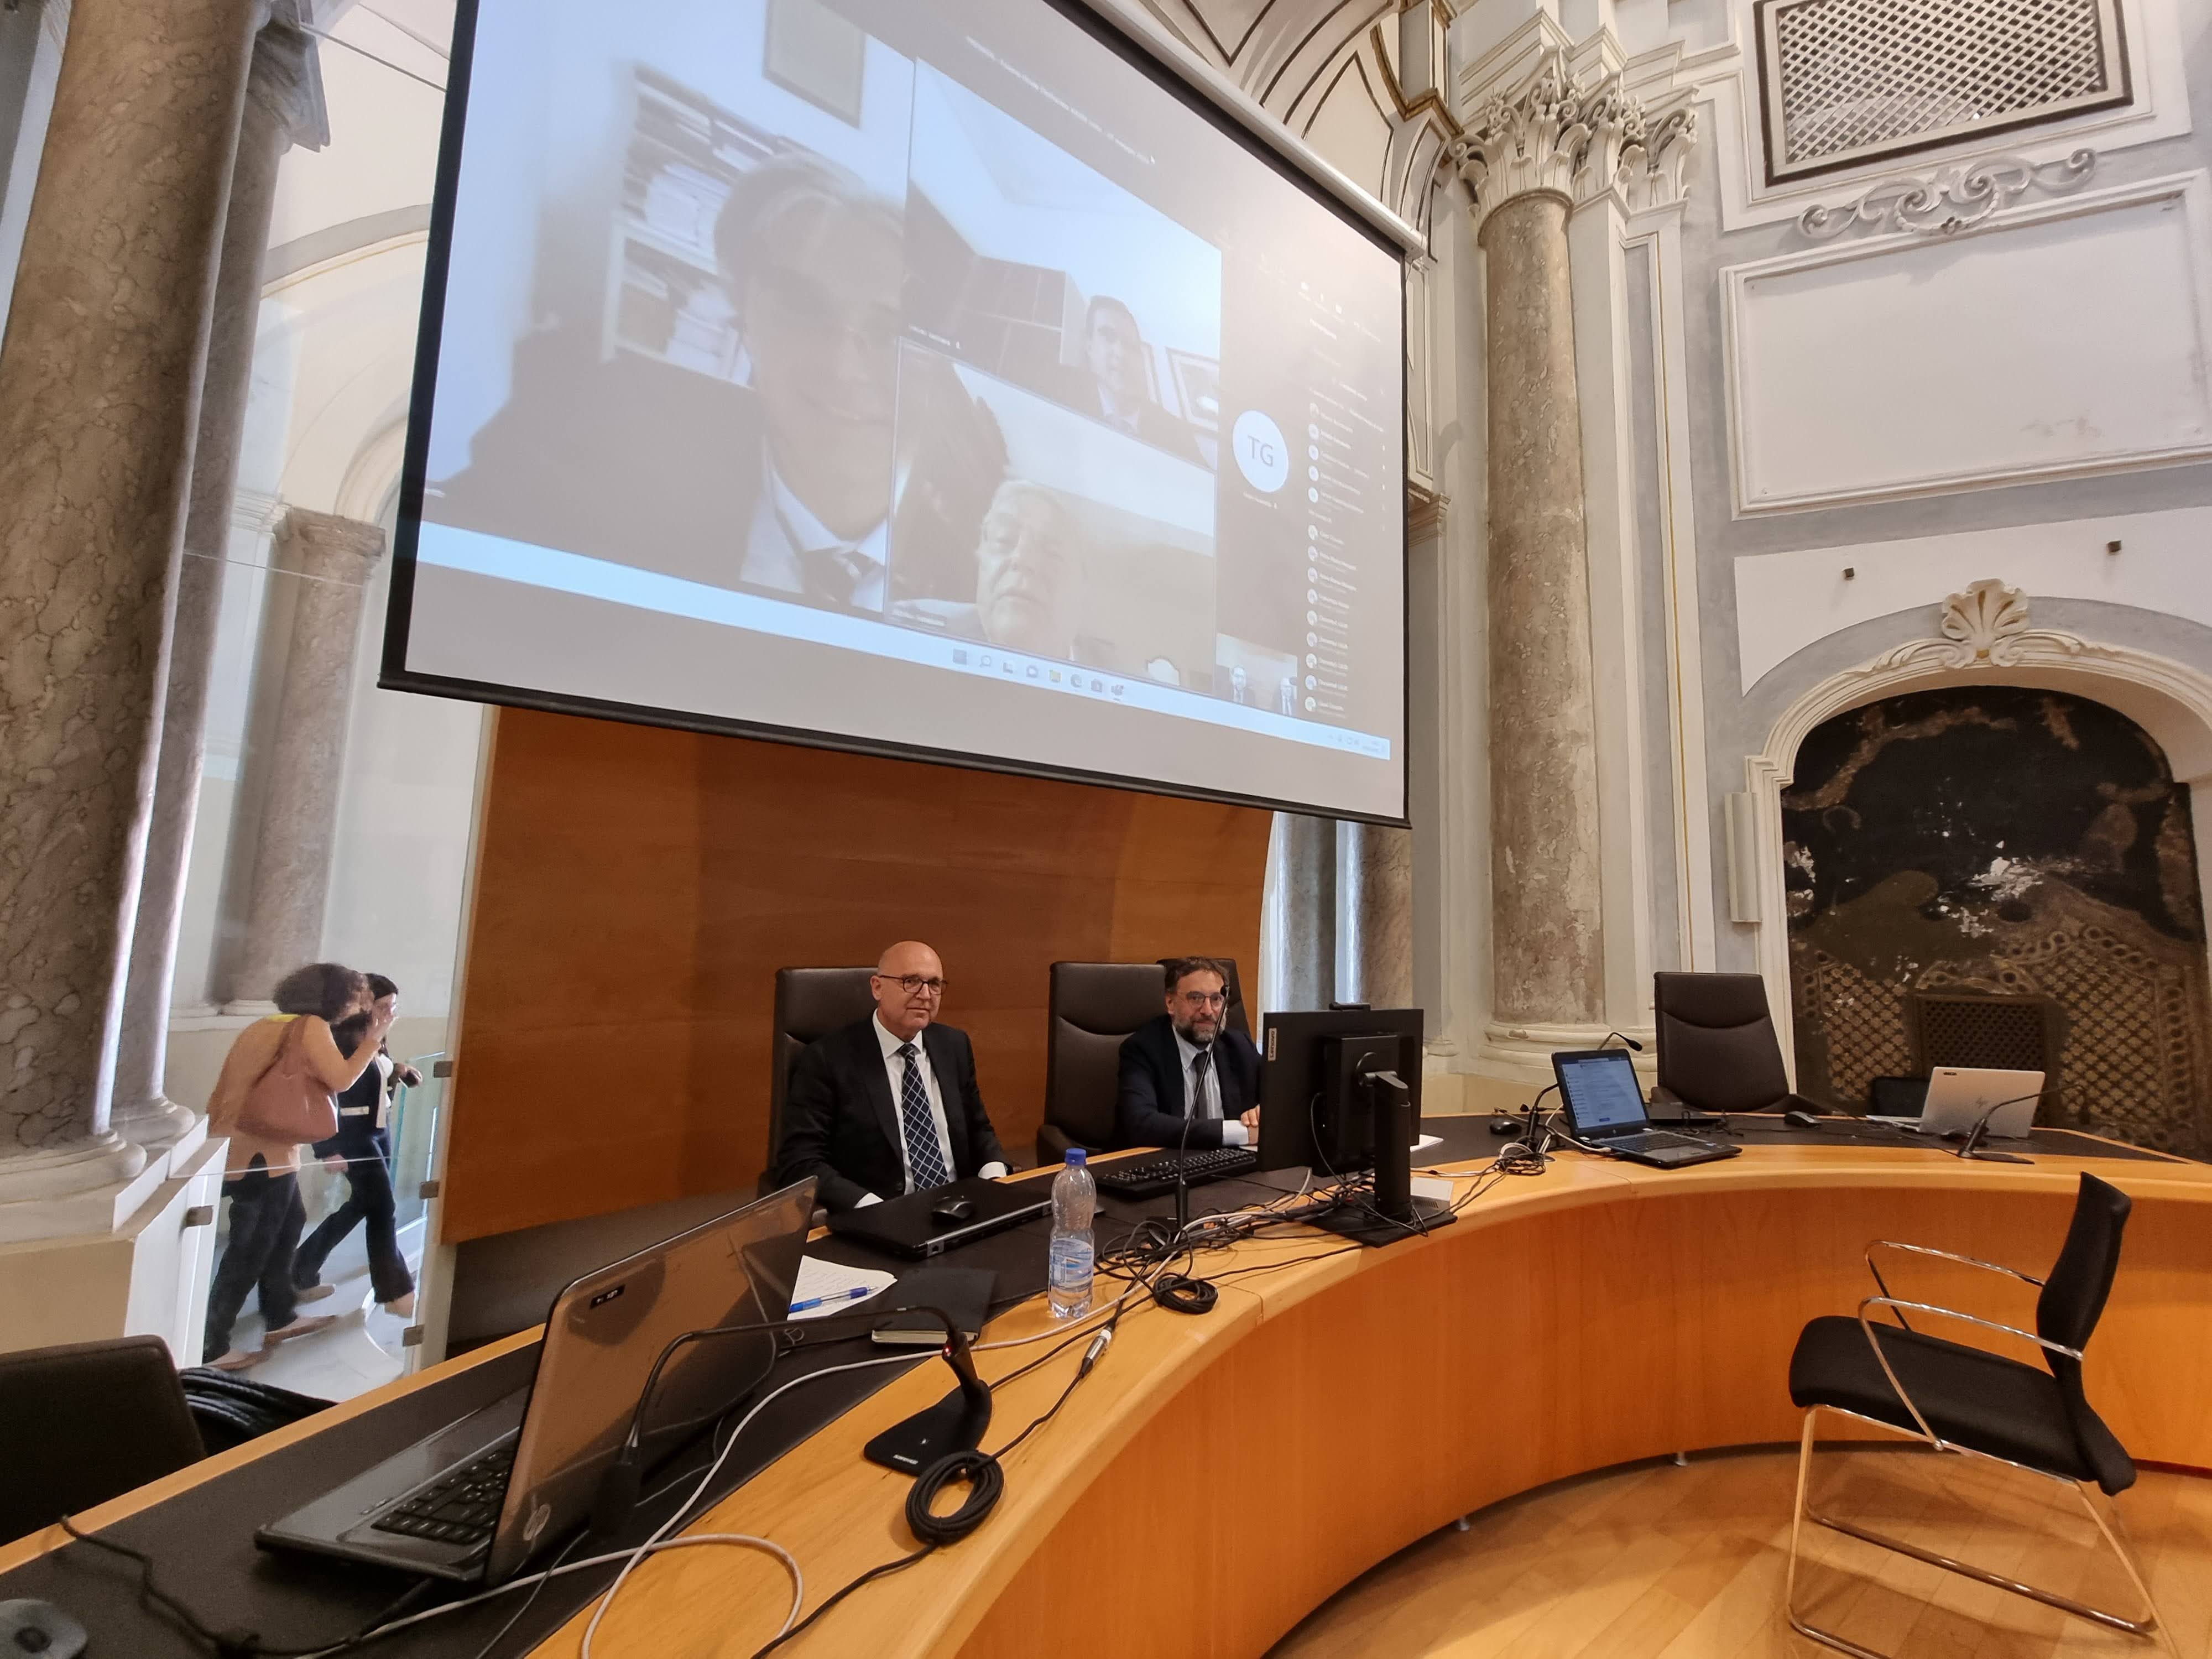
xmin=214 ymin=1216 xmax=419 ymax=1402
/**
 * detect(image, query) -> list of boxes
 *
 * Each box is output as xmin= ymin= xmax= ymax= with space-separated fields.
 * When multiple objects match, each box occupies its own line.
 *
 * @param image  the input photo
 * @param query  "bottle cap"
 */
xmin=1065 ymin=1147 xmax=1087 ymax=1166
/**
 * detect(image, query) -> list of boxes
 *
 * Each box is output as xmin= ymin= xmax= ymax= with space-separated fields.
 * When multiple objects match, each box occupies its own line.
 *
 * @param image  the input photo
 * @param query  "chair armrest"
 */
xmin=1647 ymin=1083 xmax=1684 ymax=1107
xmin=1856 ymin=1293 xmax=2082 ymax=1449
xmin=1866 ymin=1240 xmax=2044 ymax=1323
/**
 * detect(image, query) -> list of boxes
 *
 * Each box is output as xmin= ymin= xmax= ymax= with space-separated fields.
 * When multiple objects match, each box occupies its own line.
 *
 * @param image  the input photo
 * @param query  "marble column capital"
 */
xmin=272 ymin=507 xmax=387 ymax=583
xmin=1451 ymin=49 xmax=1698 ymax=241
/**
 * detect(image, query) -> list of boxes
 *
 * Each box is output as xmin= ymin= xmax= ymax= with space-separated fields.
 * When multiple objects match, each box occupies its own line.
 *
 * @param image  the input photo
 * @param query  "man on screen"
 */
xmin=1067 ymin=296 xmax=1204 ymax=465
xmin=716 ymin=155 xmax=903 ymax=611
xmin=775 ymin=941 xmax=1011 ymax=1213
xmin=890 ymin=480 xmax=1099 ymax=662
xmin=1114 ymin=958 xmax=1262 ymax=1151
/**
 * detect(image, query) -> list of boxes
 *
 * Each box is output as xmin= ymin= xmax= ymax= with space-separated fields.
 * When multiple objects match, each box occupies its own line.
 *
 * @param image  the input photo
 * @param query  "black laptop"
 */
xmin=257 ymin=1180 xmax=815 ymax=1584
xmin=826 ymin=1175 xmax=1051 ymax=1259
xmin=1551 ymin=1050 xmax=1740 ymax=1169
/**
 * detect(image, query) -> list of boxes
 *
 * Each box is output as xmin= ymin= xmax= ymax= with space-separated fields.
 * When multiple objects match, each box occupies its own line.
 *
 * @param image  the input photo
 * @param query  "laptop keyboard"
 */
xmin=370 ymin=1443 xmax=514 ymax=1547
xmin=1608 ymin=1130 xmax=1708 ymax=1155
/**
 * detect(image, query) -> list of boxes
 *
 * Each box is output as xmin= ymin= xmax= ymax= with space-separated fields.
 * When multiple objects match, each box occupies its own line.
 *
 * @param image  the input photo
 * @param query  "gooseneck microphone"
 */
xmin=1950 ymin=1084 xmax=2070 ymax=1165
xmin=1600 ymin=1031 xmax=1645 ymax=1052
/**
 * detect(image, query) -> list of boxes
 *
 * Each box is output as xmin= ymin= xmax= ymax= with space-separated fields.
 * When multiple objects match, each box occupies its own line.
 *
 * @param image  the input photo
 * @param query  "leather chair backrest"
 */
xmin=765 ymin=967 xmax=879 ymax=1190
xmin=0 ymin=1335 xmax=202 ymax=1543
xmin=1045 ymin=958 xmax=1249 ymax=1153
xmin=2038 ymin=1171 xmax=2135 ymax=1494
xmin=1652 ymin=971 xmax=1792 ymax=1114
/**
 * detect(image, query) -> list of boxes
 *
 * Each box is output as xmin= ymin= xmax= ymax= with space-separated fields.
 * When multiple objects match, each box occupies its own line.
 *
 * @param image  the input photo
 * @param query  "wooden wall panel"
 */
xmin=441 ymin=709 xmax=1270 ymax=1241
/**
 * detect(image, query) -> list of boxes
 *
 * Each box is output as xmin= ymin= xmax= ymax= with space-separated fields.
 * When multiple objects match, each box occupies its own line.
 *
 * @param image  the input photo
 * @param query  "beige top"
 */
xmin=205 ymin=1013 xmax=369 ymax=1179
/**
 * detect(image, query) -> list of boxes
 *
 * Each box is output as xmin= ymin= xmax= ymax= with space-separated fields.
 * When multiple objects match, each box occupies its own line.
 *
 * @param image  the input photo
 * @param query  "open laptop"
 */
xmin=1552 ymin=1050 xmax=1741 ymax=1169
xmin=1887 ymin=1067 xmax=2046 ymax=1139
xmin=258 ymin=1180 xmax=815 ymax=1584
xmin=826 ymin=1175 xmax=1050 ymax=1259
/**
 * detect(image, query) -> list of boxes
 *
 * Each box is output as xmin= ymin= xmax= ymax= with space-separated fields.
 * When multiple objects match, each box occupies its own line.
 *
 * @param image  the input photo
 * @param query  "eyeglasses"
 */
xmin=1175 ymin=990 xmax=1227 ymax=1008
xmin=878 ymin=974 xmax=947 ymax=997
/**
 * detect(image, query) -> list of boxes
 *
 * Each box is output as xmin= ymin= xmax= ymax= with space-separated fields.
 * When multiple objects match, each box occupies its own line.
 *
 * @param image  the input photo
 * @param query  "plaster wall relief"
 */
xmin=1782 ymin=680 xmax=2210 ymax=1156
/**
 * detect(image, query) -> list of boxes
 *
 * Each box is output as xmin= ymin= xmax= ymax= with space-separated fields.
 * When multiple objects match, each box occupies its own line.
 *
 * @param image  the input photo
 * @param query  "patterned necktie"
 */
xmin=799 ymin=544 xmax=867 ymax=608
xmin=1191 ymin=1046 xmax=1218 ymax=1120
xmin=895 ymin=1042 xmax=951 ymax=1191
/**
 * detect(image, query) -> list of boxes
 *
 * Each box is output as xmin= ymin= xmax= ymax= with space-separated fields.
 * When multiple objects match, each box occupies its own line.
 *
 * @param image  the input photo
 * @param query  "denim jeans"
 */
xmin=202 ymin=1159 xmax=305 ymax=1361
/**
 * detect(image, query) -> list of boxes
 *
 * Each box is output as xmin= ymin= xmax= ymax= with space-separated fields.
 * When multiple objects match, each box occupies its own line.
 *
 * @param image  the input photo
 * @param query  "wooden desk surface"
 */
xmin=12 ymin=1141 xmax=2209 ymax=1657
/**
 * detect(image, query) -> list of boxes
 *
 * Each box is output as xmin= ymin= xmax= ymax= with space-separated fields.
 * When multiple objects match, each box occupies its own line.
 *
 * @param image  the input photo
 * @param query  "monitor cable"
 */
xmin=1152 ymin=1106 xmax=1220 ymax=1315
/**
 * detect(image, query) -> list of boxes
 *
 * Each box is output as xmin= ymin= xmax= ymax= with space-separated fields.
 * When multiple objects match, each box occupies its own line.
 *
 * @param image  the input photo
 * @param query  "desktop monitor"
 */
xmin=1258 ymin=1008 xmax=1450 ymax=1246
xmin=1257 ymin=1007 xmax=1424 ymax=1177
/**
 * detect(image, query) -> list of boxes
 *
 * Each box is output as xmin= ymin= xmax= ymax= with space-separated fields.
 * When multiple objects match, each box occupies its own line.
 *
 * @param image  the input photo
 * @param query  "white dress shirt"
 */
xmin=1173 ymin=1028 xmax=1249 ymax=1147
xmin=740 ymin=452 xmax=888 ymax=612
xmin=853 ymin=1015 xmax=1009 ymax=1207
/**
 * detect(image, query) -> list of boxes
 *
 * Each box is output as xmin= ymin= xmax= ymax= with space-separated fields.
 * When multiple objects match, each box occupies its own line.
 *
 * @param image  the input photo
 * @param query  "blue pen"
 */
xmin=789 ymin=1285 xmax=876 ymax=1314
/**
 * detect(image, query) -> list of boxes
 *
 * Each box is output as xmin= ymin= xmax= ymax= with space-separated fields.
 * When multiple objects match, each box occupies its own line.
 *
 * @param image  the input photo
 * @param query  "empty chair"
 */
xmin=1040 ymin=958 xmax=1249 ymax=1164
xmin=1783 ymin=1171 xmax=2170 ymax=1654
xmin=0 ymin=1335 xmax=204 ymax=1544
xmin=761 ymin=966 xmax=879 ymax=1197
xmin=1651 ymin=970 xmax=1807 ymax=1117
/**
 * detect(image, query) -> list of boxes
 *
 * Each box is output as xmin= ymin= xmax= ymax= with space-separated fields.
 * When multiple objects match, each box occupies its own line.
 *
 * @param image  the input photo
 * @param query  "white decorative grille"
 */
xmin=1755 ymin=0 xmax=2130 ymax=184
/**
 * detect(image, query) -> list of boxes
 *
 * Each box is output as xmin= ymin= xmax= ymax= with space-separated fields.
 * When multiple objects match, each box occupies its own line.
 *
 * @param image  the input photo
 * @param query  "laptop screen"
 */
xmin=1554 ymin=1051 xmax=1649 ymax=1134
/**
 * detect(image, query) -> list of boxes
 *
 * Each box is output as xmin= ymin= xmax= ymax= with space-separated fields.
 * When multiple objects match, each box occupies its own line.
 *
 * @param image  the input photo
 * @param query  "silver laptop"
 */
xmin=258 ymin=1180 xmax=814 ymax=1583
xmin=1869 ymin=1067 xmax=2046 ymax=1139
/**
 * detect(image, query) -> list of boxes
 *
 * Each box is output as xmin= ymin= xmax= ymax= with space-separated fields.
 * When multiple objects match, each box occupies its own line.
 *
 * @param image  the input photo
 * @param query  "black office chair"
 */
xmin=0 ymin=1336 xmax=204 ymax=1544
xmin=1650 ymin=970 xmax=1809 ymax=1118
xmin=761 ymin=966 xmax=880 ymax=1199
xmin=1783 ymin=1172 xmax=2170 ymax=1654
xmin=1039 ymin=958 xmax=1250 ymax=1164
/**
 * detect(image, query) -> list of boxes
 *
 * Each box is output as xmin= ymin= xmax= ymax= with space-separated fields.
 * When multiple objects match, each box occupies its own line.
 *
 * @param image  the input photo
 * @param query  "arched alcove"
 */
xmin=1741 ymin=586 xmax=2212 ymax=1152
xmin=1782 ymin=684 xmax=2209 ymax=1153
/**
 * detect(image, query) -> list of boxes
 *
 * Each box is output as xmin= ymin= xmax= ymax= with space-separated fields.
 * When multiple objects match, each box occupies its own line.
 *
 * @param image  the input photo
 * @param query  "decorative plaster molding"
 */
xmin=1798 ymin=149 xmax=2098 ymax=241
xmin=1449 ymin=49 xmax=1698 ymax=238
xmin=1736 ymin=591 xmax=2212 ymax=1079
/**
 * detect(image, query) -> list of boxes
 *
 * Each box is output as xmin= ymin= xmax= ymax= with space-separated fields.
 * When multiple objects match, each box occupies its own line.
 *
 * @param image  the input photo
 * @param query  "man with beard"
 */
xmin=1114 ymin=957 xmax=1262 ymax=1150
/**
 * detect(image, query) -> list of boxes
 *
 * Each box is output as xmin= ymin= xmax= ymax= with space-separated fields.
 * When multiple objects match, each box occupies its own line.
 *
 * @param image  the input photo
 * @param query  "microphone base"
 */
xmin=1959 ymin=1146 xmax=2033 ymax=1165
xmin=864 ymin=1385 xmax=993 ymax=1475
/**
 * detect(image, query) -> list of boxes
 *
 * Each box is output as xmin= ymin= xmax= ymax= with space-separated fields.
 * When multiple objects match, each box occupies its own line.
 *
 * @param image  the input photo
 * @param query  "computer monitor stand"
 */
xmin=1313 ymin=1069 xmax=1458 ymax=1248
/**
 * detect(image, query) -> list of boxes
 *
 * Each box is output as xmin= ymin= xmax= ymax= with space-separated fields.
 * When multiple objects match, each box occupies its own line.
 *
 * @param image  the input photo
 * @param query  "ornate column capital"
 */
xmin=1450 ymin=49 xmax=1698 ymax=239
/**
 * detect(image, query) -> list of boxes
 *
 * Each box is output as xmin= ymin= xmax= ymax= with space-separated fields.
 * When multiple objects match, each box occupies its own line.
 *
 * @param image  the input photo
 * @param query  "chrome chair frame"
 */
xmin=1785 ymin=1241 xmax=2176 ymax=1658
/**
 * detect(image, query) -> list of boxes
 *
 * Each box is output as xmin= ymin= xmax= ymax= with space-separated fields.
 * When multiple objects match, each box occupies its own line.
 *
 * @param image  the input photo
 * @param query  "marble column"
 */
xmin=1271 ymin=813 xmax=1339 ymax=1011
xmin=113 ymin=21 xmax=321 ymax=1146
xmin=0 ymin=0 xmax=260 ymax=1202
xmin=215 ymin=509 xmax=386 ymax=1008
xmin=1353 ymin=823 xmax=1415 ymax=1010
xmin=1456 ymin=55 xmax=1611 ymax=1041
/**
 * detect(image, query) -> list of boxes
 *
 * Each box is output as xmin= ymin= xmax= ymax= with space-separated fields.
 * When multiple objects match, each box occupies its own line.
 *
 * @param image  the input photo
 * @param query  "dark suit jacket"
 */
xmin=775 ymin=1018 xmax=1009 ymax=1212
xmin=1114 ymin=1015 xmax=1262 ymax=1151
xmin=1062 ymin=373 xmax=1206 ymax=466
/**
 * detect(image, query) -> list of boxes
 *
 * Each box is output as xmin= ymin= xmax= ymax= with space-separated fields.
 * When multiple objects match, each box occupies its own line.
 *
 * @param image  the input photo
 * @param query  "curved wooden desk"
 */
xmin=527 ymin=1141 xmax=2212 ymax=1657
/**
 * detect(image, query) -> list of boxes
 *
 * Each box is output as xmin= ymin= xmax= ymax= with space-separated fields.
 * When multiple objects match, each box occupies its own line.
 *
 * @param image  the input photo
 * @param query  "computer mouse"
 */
xmin=1783 ymin=1109 xmax=1821 ymax=1130
xmin=0 ymin=1600 xmax=88 ymax=1659
xmin=930 ymin=1196 xmax=975 ymax=1225
xmin=1489 ymin=1115 xmax=1521 ymax=1135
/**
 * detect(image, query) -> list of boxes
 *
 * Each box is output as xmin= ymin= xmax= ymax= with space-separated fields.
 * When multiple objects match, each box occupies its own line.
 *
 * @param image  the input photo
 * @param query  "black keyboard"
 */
xmin=1093 ymin=1146 xmax=1259 ymax=1199
xmin=371 ymin=1443 xmax=514 ymax=1547
xmin=1606 ymin=1130 xmax=1709 ymax=1155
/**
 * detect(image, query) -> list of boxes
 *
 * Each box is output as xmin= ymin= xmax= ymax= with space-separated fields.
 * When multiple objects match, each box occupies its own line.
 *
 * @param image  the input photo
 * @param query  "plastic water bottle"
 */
xmin=1047 ymin=1148 xmax=1096 ymax=1321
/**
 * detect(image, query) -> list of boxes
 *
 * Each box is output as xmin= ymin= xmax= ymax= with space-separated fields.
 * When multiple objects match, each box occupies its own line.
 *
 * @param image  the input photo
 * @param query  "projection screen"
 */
xmin=385 ymin=0 xmax=1408 ymax=822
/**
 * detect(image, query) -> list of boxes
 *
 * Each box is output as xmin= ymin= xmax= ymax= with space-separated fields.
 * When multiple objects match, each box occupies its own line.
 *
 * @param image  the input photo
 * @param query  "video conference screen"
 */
xmin=386 ymin=0 xmax=1408 ymax=821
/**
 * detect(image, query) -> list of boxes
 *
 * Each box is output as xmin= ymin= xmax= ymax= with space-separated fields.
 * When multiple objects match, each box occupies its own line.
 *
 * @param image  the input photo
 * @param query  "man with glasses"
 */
xmin=1114 ymin=957 xmax=1262 ymax=1151
xmin=775 ymin=941 xmax=1011 ymax=1212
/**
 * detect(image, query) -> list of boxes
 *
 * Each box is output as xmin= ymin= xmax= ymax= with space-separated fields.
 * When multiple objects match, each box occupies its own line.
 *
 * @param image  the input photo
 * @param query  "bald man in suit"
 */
xmin=774 ymin=941 xmax=1012 ymax=1212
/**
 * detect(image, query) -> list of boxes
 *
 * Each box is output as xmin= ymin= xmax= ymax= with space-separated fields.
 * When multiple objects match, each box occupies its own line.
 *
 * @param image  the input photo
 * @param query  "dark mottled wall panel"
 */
xmin=1785 ymin=687 xmax=2210 ymax=1156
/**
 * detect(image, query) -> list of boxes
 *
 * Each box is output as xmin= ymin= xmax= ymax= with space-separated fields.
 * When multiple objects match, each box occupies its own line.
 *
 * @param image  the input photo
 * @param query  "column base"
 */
xmin=0 ymin=1131 xmax=227 ymax=1361
xmin=1478 ymin=1020 xmax=1656 ymax=1084
xmin=111 ymin=1093 xmax=202 ymax=1148
xmin=0 ymin=1133 xmax=160 ymax=1243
